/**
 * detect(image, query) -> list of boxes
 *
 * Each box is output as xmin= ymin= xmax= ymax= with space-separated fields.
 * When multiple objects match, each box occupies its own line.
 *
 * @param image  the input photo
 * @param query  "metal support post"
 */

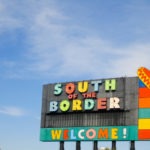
xmin=76 ymin=141 xmax=81 ymax=150
xmin=93 ymin=141 xmax=98 ymax=150
xmin=60 ymin=141 xmax=64 ymax=150
xmin=112 ymin=141 xmax=116 ymax=150
xmin=130 ymin=141 xmax=135 ymax=150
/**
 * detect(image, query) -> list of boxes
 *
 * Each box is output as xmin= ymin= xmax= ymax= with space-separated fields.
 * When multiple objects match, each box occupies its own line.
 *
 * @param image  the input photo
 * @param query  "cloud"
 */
xmin=0 ymin=1 xmax=22 ymax=33
xmin=1 ymin=0 xmax=150 ymax=80
xmin=26 ymin=20 xmax=150 ymax=79
xmin=0 ymin=106 xmax=26 ymax=117
xmin=109 ymin=43 xmax=150 ymax=77
xmin=23 ymin=2 xmax=150 ymax=79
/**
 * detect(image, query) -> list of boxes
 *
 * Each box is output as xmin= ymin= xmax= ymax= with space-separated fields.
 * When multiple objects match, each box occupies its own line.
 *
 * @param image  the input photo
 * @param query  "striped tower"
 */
xmin=138 ymin=67 xmax=150 ymax=140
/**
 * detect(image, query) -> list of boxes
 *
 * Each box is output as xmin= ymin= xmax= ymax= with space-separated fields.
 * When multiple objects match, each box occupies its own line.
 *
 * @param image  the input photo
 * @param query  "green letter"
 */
xmin=105 ymin=79 xmax=116 ymax=91
xmin=60 ymin=100 xmax=70 ymax=112
xmin=54 ymin=83 xmax=62 ymax=95
xmin=84 ymin=99 xmax=95 ymax=110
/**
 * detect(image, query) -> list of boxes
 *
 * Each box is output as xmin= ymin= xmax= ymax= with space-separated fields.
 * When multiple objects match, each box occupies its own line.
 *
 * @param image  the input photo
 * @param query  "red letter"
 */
xmin=63 ymin=129 xmax=69 ymax=140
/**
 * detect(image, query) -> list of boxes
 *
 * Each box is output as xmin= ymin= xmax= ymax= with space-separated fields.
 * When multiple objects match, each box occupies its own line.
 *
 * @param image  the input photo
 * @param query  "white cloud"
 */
xmin=110 ymin=44 xmax=150 ymax=77
xmin=0 ymin=106 xmax=26 ymax=117
xmin=22 ymin=2 xmax=150 ymax=79
xmin=1 ymin=0 xmax=150 ymax=80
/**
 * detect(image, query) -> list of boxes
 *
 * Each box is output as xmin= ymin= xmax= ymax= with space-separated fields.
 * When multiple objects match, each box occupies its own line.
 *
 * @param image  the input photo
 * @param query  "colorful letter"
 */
xmin=65 ymin=83 xmax=75 ymax=94
xmin=86 ymin=129 xmax=96 ymax=139
xmin=68 ymin=94 xmax=78 ymax=100
xmin=105 ymin=79 xmax=116 ymax=91
xmin=98 ymin=128 xmax=108 ymax=139
xmin=54 ymin=83 xmax=62 ymax=95
xmin=51 ymin=130 xmax=62 ymax=140
xmin=70 ymin=129 xmax=77 ymax=140
xmin=63 ymin=129 xmax=69 ymax=140
xmin=97 ymin=98 xmax=107 ymax=110
xmin=91 ymin=80 xmax=102 ymax=92
xmin=111 ymin=128 xmax=118 ymax=139
xmin=84 ymin=99 xmax=95 ymax=110
xmin=49 ymin=101 xmax=58 ymax=112
xmin=60 ymin=100 xmax=70 ymax=112
xmin=72 ymin=99 xmax=82 ymax=111
xmin=78 ymin=129 xmax=85 ymax=139
xmin=78 ymin=81 xmax=88 ymax=93
xmin=109 ymin=97 xmax=120 ymax=109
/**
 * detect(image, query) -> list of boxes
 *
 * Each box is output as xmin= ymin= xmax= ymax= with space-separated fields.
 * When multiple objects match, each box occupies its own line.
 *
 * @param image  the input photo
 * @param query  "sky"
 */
xmin=0 ymin=0 xmax=150 ymax=150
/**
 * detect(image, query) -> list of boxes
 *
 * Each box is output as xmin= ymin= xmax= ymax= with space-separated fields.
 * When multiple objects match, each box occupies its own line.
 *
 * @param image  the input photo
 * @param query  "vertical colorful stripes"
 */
xmin=138 ymin=79 xmax=150 ymax=140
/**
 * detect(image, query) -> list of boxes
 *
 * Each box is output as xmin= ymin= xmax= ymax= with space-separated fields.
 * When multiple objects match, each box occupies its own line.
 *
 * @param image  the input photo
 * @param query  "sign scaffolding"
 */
xmin=40 ymin=67 xmax=150 ymax=150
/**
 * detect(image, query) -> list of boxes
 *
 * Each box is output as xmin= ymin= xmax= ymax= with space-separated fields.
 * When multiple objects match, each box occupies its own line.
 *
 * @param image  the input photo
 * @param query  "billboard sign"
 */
xmin=40 ymin=67 xmax=150 ymax=141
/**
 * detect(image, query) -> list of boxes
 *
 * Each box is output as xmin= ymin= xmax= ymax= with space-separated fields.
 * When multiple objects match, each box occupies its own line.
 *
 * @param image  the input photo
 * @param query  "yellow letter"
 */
xmin=51 ymin=130 xmax=62 ymax=140
xmin=78 ymin=81 xmax=88 ymax=93
xmin=111 ymin=128 xmax=118 ymax=139
xmin=72 ymin=99 xmax=82 ymax=111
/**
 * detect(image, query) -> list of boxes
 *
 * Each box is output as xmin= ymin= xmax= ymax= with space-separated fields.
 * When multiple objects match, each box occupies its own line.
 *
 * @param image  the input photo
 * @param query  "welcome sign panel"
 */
xmin=40 ymin=126 xmax=138 ymax=141
xmin=40 ymin=76 xmax=140 ymax=141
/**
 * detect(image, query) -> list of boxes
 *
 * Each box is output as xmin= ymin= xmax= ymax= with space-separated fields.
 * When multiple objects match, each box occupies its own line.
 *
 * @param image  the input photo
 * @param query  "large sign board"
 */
xmin=40 ymin=67 xmax=150 ymax=141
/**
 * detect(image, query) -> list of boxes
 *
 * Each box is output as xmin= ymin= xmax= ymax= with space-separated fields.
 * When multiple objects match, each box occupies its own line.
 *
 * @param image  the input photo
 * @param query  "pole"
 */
xmin=60 ymin=141 xmax=64 ymax=150
xmin=130 ymin=141 xmax=135 ymax=150
xmin=112 ymin=141 xmax=116 ymax=150
xmin=76 ymin=141 xmax=81 ymax=150
xmin=93 ymin=141 xmax=98 ymax=150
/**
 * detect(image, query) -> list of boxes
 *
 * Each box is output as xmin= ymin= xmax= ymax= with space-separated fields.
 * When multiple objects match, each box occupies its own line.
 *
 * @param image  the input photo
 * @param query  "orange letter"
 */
xmin=97 ymin=98 xmax=107 ymax=109
xmin=66 ymin=83 xmax=75 ymax=94
xmin=98 ymin=128 xmax=108 ymax=139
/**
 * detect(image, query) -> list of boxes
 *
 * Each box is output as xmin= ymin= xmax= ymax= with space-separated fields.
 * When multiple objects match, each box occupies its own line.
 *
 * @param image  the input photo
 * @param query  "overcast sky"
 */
xmin=0 ymin=0 xmax=150 ymax=150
